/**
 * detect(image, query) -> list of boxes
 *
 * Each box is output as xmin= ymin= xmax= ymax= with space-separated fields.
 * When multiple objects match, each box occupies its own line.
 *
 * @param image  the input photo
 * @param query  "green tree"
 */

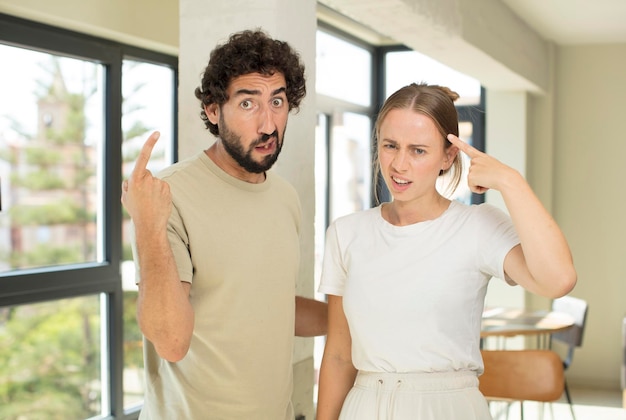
xmin=0 ymin=298 xmax=101 ymax=419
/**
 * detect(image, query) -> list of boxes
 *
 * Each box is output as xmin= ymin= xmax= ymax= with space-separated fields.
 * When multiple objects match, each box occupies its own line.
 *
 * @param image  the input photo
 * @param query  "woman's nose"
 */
xmin=392 ymin=150 xmax=408 ymax=170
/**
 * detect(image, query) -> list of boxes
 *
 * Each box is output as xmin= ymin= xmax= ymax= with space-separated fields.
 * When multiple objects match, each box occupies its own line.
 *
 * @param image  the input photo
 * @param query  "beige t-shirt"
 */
xmin=136 ymin=152 xmax=301 ymax=419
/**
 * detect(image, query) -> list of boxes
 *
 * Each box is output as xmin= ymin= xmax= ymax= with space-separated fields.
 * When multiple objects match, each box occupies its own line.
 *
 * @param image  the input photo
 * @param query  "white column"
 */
xmin=484 ymin=90 xmax=527 ymax=312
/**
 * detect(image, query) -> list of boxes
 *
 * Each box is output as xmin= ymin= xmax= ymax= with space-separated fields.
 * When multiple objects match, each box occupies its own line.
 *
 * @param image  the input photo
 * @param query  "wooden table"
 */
xmin=481 ymin=307 xmax=575 ymax=349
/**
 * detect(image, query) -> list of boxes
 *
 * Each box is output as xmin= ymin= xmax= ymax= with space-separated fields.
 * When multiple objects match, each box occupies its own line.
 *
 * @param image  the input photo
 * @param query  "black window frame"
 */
xmin=0 ymin=13 xmax=178 ymax=419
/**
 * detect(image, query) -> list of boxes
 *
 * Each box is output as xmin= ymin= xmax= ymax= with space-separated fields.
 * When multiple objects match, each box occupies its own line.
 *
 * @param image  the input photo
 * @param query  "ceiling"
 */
xmin=491 ymin=0 xmax=626 ymax=45
xmin=319 ymin=0 xmax=626 ymax=46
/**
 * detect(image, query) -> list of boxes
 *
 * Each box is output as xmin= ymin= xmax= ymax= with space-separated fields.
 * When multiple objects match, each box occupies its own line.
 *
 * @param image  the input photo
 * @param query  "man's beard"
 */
xmin=219 ymin=114 xmax=284 ymax=174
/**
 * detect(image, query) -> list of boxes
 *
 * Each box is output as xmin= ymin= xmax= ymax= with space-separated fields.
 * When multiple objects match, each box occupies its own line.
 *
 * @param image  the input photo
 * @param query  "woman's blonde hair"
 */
xmin=373 ymin=82 xmax=463 ymax=204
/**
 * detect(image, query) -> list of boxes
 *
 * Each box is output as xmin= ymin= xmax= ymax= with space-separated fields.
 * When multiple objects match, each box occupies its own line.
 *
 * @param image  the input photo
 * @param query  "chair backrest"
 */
xmin=479 ymin=350 xmax=565 ymax=402
xmin=551 ymin=295 xmax=588 ymax=348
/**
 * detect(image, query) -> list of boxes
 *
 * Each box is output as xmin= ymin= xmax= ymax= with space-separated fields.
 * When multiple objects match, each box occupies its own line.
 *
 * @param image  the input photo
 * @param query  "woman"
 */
xmin=316 ymin=82 xmax=576 ymax=419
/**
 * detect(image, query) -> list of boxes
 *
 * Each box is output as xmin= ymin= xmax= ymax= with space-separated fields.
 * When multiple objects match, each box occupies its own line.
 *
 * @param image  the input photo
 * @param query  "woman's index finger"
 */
xmin=447 ymin=134 xmax=480 ymax=158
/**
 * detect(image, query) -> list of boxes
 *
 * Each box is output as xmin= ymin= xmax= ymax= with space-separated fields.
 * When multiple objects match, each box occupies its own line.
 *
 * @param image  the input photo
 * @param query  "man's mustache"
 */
xmin=255 ymin=131 xmax=278 ymax=144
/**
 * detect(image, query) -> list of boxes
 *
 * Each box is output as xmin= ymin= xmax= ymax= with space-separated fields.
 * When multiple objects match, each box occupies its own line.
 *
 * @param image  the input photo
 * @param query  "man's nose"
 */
xmin=258 ymin=105 xmax=276 ymax=135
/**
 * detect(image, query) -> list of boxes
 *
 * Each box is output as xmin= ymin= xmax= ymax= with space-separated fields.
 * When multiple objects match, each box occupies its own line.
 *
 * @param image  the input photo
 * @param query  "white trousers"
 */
xmin=338 ymin=370 xmax=492 ymax=420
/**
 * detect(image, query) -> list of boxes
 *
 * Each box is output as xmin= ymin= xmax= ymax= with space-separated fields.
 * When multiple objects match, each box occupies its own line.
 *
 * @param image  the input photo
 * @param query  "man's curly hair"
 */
xmin=194 ymin=29 xmax=307 ymax=136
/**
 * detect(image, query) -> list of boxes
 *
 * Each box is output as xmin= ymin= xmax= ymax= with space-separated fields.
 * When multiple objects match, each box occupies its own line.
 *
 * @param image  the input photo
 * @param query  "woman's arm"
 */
xmin=316 ymin=295 xmax=357 ymax=420
xmin=448 ymin=134 xmax=577 ymax=298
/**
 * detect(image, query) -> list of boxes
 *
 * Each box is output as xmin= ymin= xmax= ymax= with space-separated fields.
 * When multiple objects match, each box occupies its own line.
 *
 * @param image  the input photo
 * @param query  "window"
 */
xmin=0 ymin=45 xmax=105 ymax=272
xmin=316 ymin=30 xmax=372 ymax=107
xmin=120 ymin=58 xmax=176 ymax=410
xmin=0 ymin=14 xmax=177 ymax=419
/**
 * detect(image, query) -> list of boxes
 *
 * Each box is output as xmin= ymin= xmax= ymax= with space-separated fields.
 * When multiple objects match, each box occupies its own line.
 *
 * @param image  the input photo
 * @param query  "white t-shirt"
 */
xmin=318 ymin=200 xmax=519 ymax=374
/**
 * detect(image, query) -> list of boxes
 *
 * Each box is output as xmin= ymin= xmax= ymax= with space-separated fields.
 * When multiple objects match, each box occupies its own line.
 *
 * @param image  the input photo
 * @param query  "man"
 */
xmin=121 ymin=29 xmax=327 ymax=419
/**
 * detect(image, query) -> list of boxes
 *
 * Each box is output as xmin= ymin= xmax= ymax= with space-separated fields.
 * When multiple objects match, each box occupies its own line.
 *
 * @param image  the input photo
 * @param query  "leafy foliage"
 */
xmin=0 ymin=298 xmax=101 ymax=419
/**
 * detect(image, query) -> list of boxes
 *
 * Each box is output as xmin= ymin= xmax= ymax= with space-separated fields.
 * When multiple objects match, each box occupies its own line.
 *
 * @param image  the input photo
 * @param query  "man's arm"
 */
xmin=295 ymin=296 xmax=328 ymax=337
xmin=122 ymin=132 xmax=195 ymax=362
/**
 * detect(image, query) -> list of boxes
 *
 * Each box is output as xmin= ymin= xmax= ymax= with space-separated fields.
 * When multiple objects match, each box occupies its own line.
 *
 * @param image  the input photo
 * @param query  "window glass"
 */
xmin=0 ymin=295 xmax=103 ymax=419
xmin=316 ymin=30 xmax=372 ymax=107
xmin=329 ymin=112 xmax=372 ymax=221
xmin=121 ymin=59 xmax=175 ymax=410
xmin=0 ymin=45 xmax=104 ymax=272
xmin=385 ymin=50 xmax=481 ymax=105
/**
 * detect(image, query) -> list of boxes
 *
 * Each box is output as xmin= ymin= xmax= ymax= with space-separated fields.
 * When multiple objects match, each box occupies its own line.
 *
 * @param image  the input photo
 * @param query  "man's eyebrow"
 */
xmin=272 ymin=87 xmax=287 ymax=96
xmin=233 ymin=87 xmax=287 ymax=97
xmin=233 ymin=88 xmax=260 ymax=96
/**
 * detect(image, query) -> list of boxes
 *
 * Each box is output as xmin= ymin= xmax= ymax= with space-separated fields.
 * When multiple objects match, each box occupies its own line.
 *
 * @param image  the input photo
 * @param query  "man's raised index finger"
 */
xmin=132 ymin=131 xmax=161 ymax=175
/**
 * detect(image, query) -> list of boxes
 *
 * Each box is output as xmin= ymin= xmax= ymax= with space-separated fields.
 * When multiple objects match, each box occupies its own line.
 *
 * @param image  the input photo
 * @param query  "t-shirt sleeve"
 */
xmin=317 ymin=221 xmax=347 ymax=296
xmin=167 ymin=202 xmax=194 ymax=284
xmin=477 ymin=204 xmax=520 ymax=284
xmin=131 ymin=201 xmax=193 ymax=285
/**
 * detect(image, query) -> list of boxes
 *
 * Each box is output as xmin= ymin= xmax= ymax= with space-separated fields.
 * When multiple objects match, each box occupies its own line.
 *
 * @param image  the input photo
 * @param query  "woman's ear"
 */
xmin=205 ymin=104 xmax=219 ymax=125
xmin=444 ymin=144 xmax=460 ymax=170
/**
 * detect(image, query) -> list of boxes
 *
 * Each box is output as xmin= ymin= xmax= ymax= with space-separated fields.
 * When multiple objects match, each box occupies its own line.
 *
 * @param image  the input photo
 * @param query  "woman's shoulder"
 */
xmin=453 ymin=202 xmax=512 ymax=229
xmin=450 ymin=200 xmax=506 ymax=215
xmin=330 ymin=206 xmax=380 ymax=230
xmin=442 ymin=201 xmax=511 ymax=229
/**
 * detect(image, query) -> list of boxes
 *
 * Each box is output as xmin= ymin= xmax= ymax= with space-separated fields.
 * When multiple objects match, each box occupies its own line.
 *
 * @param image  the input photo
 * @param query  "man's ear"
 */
xmin=205 ymin=104 xmax=219 ymax=125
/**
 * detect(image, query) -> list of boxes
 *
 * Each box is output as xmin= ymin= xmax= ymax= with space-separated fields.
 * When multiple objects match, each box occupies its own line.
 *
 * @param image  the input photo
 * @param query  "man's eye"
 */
xmin=241 ymin=100 xmax=252 ymax=109
xmin=272 ymin=98 xmax=284 ymax=107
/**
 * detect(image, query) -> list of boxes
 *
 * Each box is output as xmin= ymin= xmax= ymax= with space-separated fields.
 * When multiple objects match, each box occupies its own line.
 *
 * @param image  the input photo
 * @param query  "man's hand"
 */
xmin=121 ymin=131 xmax=171 ymax=232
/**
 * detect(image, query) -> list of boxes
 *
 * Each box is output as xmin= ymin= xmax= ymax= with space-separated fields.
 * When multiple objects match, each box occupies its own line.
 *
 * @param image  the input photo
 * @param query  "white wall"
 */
xmin=0 ymin=0 xmax=179 ymax=54
xmin=551 ymin=44 xmax=626 ymax=388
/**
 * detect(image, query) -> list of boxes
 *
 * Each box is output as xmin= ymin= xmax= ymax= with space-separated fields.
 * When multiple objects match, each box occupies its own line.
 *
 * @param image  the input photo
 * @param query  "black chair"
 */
xmin=550 ymin=295 xmax=589 ymax=419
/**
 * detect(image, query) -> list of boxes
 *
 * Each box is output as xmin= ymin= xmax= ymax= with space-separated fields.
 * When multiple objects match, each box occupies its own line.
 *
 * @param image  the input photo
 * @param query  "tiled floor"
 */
xmin=490 ymin=386 xmax=626 ymax=420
